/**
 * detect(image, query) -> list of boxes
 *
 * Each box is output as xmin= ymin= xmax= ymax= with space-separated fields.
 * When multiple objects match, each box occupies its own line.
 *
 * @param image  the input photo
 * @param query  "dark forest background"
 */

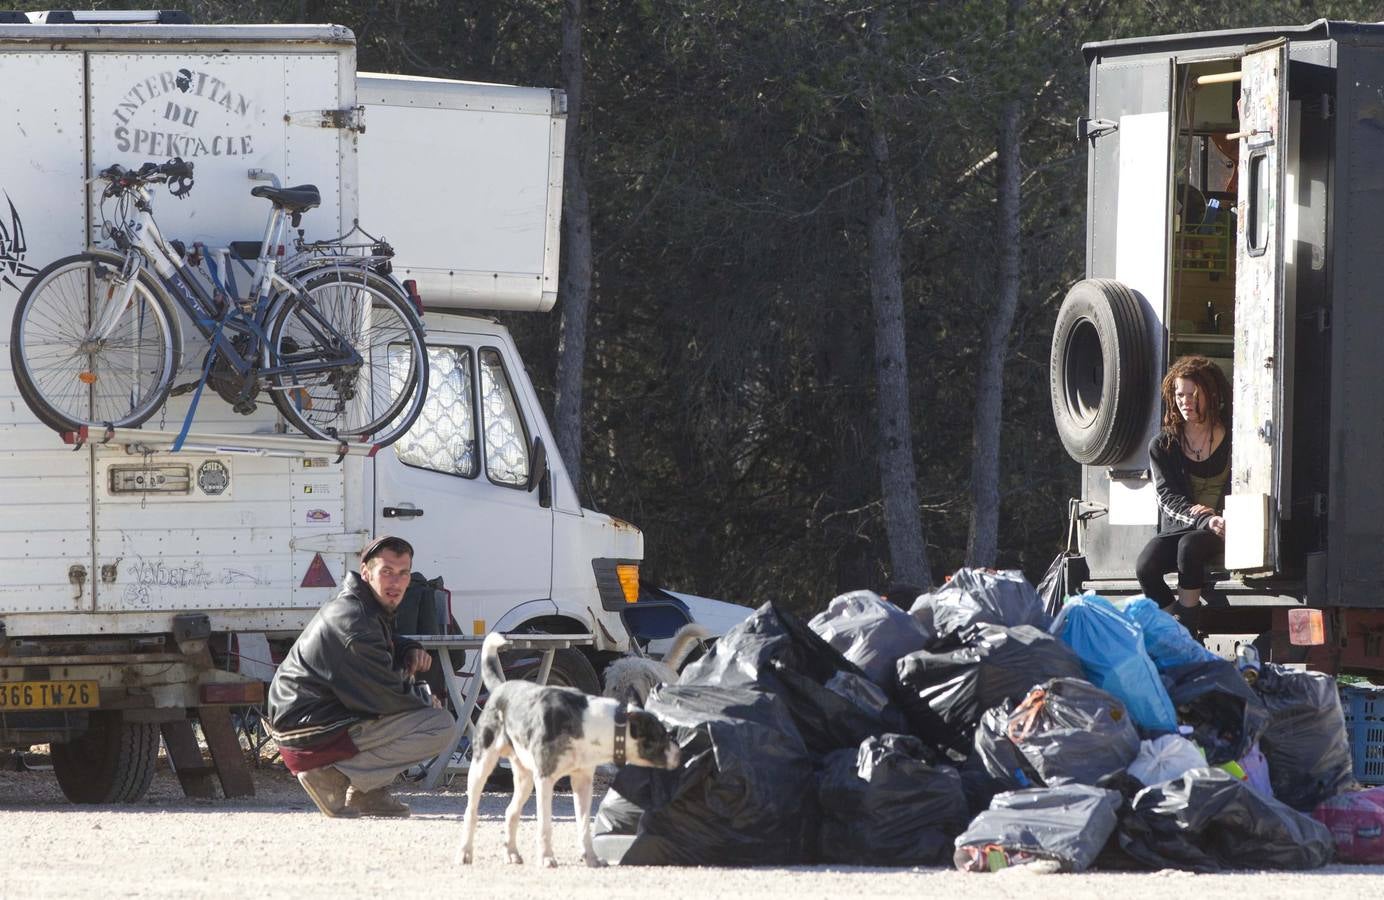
xmin=20 ymin=1 xmax=1379 ymax=614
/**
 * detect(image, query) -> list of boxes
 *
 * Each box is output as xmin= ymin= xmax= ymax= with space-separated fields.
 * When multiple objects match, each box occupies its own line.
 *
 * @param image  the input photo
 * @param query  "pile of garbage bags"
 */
xmin=593 ymin=569 xmax=1365 ymax=872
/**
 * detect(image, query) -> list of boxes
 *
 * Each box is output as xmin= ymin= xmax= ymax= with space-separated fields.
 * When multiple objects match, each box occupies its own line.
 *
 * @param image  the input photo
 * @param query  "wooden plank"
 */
xmin=197 ymin=706 xmax=256 ymax=798
xmin=159 ymin=720 xmax=216 ymax=800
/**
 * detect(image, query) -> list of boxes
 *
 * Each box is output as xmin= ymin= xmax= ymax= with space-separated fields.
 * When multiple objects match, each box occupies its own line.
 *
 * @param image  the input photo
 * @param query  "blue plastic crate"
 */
xmin=1342 ymin=684 xmax=1384 ymax=786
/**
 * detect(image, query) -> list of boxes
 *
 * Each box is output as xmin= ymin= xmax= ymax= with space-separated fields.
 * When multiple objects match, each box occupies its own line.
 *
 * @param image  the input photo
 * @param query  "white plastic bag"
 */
xmin=1128 ymin=734 xmax=1205 ymax=785
xmin=1237 ymin=741 xmax=1274 ymax=799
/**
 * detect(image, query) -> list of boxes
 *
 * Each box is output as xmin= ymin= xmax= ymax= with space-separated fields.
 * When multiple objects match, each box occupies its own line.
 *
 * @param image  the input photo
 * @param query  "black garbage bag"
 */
xmin=958 ymin=748 xmax=1010 ymax=816
xmin=954 ymin=784 xmax=1121 ymax=873
xmin=1162 ymin=660 xmax=1269 ymax=765
xmin=1253 ymin=662 xmax=1356 ymax=810
xmin=895 ymin=624 xmax=1085 ymax=756
xmin=825 ymin=670 xmax=895 ymax=721
xmin=593 ymin=786 xmax=645 ymax=837
xmin=907 ymin=592 xmax=938 ymax=639
xmin=680 ymin=602 xmax=907 ymax=756
xmin=1037 ymin=549 xmax=1089 ymax=619
xmin=808 ymin=590 xmax=934 ymax=687
xmin=816 ymin=734 xmax=968 ymax=866
xmin=1117 ymin=767 xmax=1333 ymax=872
xmin=974 ymin=677 xmax=1140 ymax=791
xmin=925 ymin=569 xmax=1049 ymax=640
xmin=613 ymin=684 xmax=818 ymax=866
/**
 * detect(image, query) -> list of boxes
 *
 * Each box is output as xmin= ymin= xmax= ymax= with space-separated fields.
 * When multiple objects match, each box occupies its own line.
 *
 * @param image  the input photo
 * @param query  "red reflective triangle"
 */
xmin=301 ymin=553 xmax=337 ymax=588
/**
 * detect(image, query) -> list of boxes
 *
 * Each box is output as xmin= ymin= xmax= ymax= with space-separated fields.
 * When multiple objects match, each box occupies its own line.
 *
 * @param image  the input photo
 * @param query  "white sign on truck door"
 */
xmin=87 ymin=51 xmax=350 ymax=250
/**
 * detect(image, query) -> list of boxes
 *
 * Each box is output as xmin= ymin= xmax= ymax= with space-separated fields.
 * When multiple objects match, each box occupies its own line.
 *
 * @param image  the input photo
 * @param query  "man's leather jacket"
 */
xmin=267 ymin=571 xmax=426 ymax=748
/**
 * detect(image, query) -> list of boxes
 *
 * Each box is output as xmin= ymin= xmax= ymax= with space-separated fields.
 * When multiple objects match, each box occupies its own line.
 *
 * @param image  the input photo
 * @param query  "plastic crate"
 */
xmin=1342 ymin=684 xmax=1384 ymax=786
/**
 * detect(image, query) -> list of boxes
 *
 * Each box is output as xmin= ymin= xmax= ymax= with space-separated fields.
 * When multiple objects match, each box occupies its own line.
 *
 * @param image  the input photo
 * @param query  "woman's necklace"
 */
xmin=1184 ymin=427 xmax=1212 ymax=461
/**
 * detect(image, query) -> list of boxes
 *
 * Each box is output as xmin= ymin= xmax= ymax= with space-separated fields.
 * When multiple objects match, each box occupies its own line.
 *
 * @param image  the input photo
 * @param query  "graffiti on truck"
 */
xmin=121 ymin=556 xmax=268 ymax=607
xmin=0 ymin=191 xmax=39 ymax=292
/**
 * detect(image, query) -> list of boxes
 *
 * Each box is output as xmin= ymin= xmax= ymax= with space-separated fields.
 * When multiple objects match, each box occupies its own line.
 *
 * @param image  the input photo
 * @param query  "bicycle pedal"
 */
xmin=168 ymin=382 xmax=198 ymax=397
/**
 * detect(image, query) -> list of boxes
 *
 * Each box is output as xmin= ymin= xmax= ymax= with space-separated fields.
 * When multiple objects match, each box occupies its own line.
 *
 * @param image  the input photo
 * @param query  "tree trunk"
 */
xmin=966 ymin=3 xmax=1025 ymax=567
xmin=554 ymin=0 xmax=593 ymax=488
xmin=865 ymin=120 xmax=931 ymax=588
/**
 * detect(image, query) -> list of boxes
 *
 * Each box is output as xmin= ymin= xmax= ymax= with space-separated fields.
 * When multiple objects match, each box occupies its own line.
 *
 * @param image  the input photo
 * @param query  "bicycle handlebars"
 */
xmin=99 ymin=158 xmax=195 ymax=199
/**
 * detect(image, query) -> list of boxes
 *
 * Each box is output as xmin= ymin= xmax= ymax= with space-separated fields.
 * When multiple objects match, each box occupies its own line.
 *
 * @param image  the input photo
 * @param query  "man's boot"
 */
xmin=297 ymin=765 xmax=359 ymax=818
xmin=346 ymin=785 xmax=411 ymax=818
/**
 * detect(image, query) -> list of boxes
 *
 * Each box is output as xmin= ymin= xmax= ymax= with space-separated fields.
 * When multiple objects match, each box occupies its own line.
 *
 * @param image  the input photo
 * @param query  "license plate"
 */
xmin=0 ymin=680 xmax=99 ymax=710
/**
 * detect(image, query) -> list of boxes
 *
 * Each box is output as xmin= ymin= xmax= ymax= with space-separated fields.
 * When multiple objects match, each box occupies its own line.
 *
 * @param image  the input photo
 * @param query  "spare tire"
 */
xmin=1049 ymin=279 xmax=1153 ymax=465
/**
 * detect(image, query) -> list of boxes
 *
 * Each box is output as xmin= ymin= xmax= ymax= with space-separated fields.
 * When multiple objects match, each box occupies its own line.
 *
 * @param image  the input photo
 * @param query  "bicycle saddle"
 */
xmin=250 ymin=184 xmax=321 ymax=212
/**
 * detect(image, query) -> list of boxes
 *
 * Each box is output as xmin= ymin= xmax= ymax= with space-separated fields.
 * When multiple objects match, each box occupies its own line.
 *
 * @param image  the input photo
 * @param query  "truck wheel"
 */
xmin=1050 ymin=278 xmax=1153 ymax=465
xmin=504 ymin=648 xmax=602 ymax=695
xmin=51 ymin=711 xmax=159 ymax=804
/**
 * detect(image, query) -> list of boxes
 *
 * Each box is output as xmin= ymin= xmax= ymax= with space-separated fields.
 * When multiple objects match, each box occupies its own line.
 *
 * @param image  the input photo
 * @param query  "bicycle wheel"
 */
xmin=267 ymin=268 xmax=428 ymax=446
xmin=10 ymin=252 xmax=180 ymax=431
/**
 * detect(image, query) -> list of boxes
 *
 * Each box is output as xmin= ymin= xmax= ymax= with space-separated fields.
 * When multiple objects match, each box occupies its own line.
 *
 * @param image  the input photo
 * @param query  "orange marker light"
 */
xmin=616 ymin=564 xmax=640 ymax=603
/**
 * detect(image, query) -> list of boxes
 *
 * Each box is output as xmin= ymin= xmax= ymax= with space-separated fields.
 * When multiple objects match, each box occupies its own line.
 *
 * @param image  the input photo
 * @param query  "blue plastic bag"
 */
xmin=1123 ymin=597 xmax=1219 ymax=670
xmin=1051 ymin=595 xmax=1178 ymax=733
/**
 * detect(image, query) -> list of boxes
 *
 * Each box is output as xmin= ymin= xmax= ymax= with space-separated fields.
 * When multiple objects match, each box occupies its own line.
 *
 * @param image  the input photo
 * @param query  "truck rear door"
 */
xmin=81 ymin=44 xmax=356 ymax=615
xmin=1226 ymin=40 xmax=1290 ymax=572
xmin=0 ymin=50 xmax=92 ymax=614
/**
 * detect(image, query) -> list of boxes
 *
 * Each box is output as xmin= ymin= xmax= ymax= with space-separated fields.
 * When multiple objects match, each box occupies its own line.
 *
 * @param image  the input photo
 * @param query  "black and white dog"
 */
xmin=458 ymin=632 xmax=682 ymax=868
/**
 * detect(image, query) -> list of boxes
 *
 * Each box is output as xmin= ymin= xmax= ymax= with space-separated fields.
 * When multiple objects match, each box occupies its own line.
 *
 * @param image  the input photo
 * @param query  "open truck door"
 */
xmin=1225 ymin=39 xmax=1291 ymax=572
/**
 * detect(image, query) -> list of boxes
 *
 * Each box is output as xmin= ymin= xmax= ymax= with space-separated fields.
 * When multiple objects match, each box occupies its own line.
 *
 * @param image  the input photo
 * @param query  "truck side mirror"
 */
xmin=528 ymin=436 xmax=552 ymax=509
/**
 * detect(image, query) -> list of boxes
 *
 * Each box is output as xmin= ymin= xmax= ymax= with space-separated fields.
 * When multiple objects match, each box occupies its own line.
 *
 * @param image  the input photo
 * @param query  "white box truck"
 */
xmin=0 ymin=18 xmax=690 ymax=803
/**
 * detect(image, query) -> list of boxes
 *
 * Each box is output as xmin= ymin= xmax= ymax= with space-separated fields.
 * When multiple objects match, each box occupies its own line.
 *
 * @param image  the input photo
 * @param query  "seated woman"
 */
xmin=1136 ymin=355 xmax=1231 ymax=634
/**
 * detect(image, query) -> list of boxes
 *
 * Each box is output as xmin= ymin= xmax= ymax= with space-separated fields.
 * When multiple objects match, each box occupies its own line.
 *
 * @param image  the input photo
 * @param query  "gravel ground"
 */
xmin=0 ymin=758 xmax=1381 ymax=900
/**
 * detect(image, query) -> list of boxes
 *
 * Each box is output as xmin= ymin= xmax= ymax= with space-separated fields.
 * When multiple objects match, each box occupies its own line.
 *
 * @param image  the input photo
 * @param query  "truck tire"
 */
xmin=503 ymin=648 xmax=602 ymax=696
xmin=1050 ymin=278 xmax=1153 ymax=465
xmin=51 ymin=711 xmax=159 ymax=804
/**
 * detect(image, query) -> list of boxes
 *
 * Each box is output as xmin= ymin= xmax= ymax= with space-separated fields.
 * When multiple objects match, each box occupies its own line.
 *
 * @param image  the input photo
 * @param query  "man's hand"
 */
xmin=404 ymin=648 xmax=431 ymax=676
xmin=1208 ymin=515 xmax=1226 ymax=538
xmin=1190 ymin=504 xmax=1216 ymax=517
xmin=431 ymin=693 xmax=444 ymax=709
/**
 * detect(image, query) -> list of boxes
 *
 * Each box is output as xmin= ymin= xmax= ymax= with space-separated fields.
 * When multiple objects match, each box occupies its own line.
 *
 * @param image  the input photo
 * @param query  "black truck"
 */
xmin=1050 ymin=20 xmax=1384 ymax=673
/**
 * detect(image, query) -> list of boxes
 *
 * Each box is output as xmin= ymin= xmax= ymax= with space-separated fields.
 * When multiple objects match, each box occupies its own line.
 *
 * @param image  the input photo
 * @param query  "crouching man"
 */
xmin=267 ymin=535 xmax=457 ymax=818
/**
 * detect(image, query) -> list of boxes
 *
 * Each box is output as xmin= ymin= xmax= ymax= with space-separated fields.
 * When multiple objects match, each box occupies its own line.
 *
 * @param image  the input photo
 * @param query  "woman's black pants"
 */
xmin=1136 ymin=526 xmax=1223 ymax=606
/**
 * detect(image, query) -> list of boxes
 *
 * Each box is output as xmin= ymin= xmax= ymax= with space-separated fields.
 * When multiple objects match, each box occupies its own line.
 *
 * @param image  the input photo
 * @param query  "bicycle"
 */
xmin=9 ymin=158 xmax=429 ymax=448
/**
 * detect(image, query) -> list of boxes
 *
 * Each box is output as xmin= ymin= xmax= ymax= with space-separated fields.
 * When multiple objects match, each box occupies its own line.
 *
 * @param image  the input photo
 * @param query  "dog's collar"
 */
xmin=613 ymin=704 xmax=628 ymax=766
